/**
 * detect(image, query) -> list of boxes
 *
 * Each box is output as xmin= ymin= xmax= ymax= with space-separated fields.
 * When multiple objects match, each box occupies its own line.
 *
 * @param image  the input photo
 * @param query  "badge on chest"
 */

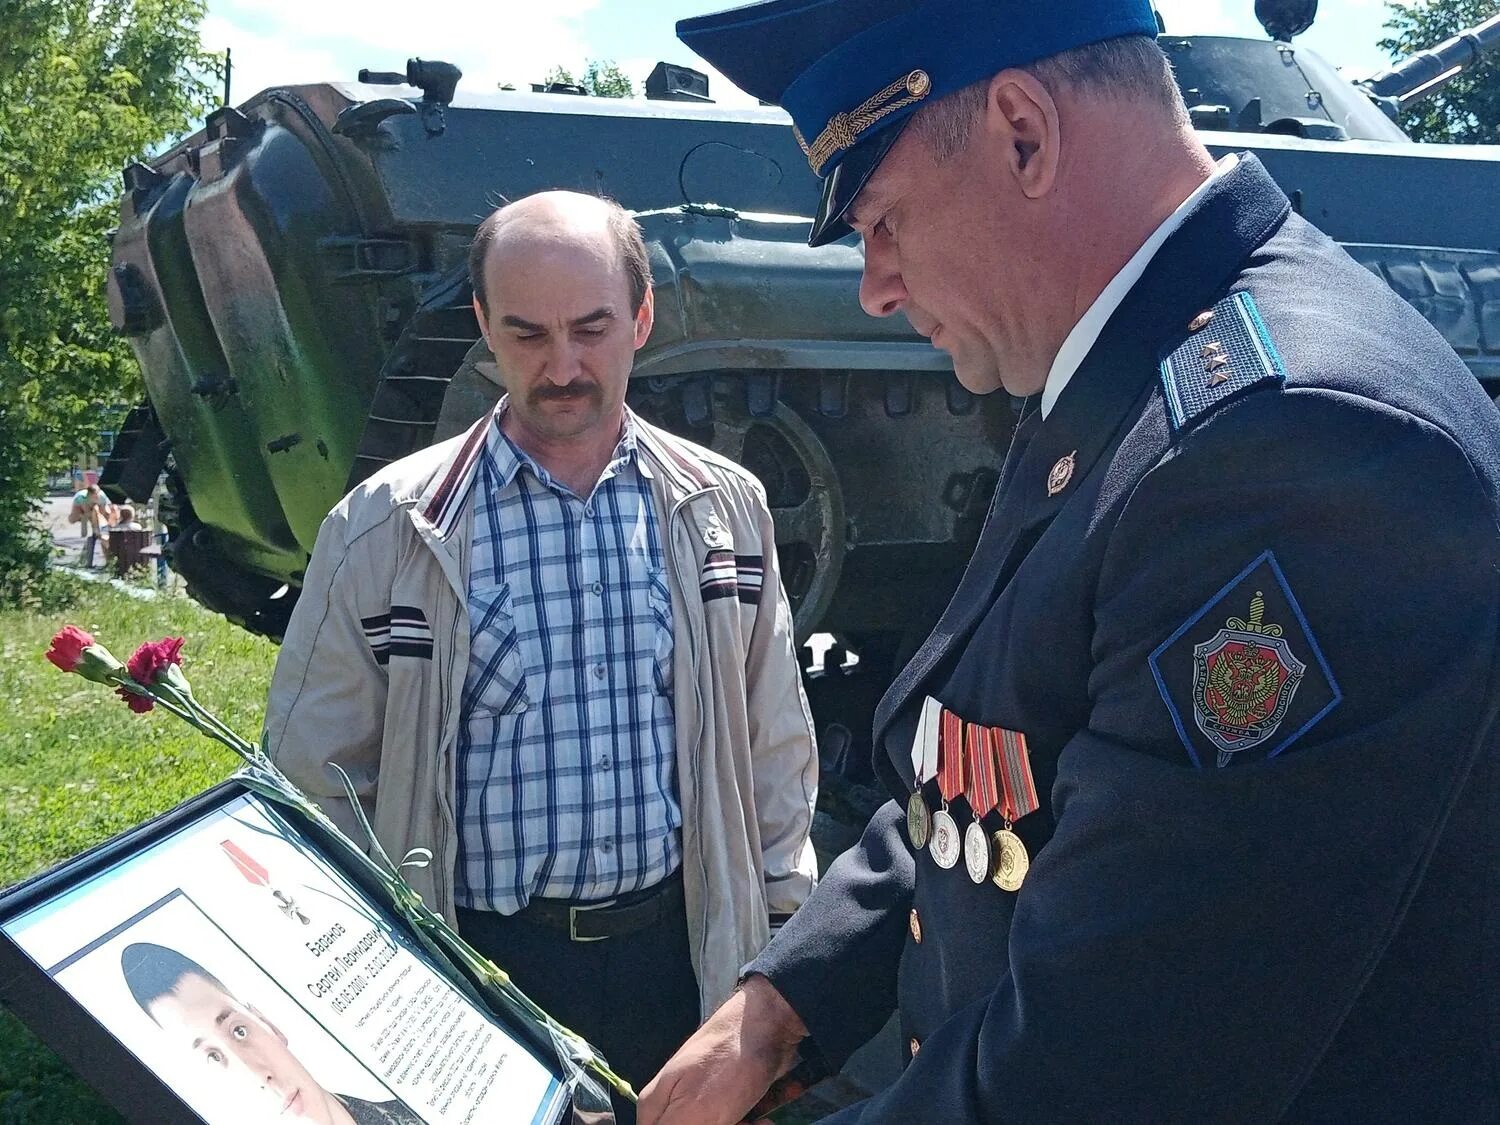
xmin=908 ymin=697 xmax=1039 ymax=891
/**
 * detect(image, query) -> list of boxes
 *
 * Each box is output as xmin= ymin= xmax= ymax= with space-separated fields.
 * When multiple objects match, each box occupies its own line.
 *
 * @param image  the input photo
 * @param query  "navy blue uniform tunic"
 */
xmin=753 ymin=156 xmax=1500 ymax=1122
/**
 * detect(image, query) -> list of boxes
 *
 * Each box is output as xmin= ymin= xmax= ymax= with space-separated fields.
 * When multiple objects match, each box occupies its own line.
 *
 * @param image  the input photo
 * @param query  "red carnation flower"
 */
xmin=46 ymin=625 xmax=97 ymax=673
xmin=116 ymin=636 xmax=186 ymax=712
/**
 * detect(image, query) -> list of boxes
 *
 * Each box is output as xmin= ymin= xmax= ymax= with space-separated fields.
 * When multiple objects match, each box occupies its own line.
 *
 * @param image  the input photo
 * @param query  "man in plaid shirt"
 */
xmin=268 ymin=192 xmax=819 ymax=1117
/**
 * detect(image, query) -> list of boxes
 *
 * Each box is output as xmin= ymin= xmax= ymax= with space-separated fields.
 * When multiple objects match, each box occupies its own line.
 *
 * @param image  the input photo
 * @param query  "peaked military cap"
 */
xmin=678 ymin=0 xmax=1161 ymax=245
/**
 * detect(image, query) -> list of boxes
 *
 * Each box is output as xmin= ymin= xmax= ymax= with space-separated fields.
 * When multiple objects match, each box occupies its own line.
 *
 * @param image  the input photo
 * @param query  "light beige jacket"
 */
xmin=264 ymin=409 xmax=819 ymax=1015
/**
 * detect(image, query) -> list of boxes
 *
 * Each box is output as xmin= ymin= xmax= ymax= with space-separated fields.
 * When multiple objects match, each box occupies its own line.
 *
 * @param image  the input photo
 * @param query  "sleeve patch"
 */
xmin=1148 ymin=551 xmax=1341 ymax=768
xmin=1160 ymin=290 xmax=1285 ymax=433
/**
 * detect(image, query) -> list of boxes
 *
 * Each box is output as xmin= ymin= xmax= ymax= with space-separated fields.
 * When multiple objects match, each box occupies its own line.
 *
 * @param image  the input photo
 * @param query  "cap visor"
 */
xmin=807 ymin=118 xmax=910 ymax=248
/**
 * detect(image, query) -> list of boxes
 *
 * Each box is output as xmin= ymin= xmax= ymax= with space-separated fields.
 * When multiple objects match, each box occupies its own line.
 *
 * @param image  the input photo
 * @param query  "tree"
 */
xmin=539 ymin=59 xmax=634 ymax=98
xmin=0 ymin=0 xmax=215 ymax=605
xmin=1379 ymin=0 xmax=1500 ymax=143
xmin=582 ymin=59 xmax=634 ymax=99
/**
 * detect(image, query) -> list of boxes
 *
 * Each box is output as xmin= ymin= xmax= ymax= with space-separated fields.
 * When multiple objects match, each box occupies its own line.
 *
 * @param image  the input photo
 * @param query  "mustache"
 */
xmin=528 ymin=382 xmax=602 ymax=405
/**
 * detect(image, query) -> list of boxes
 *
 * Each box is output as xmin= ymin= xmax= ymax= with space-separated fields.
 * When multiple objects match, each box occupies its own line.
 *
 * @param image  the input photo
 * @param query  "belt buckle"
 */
xmin=568 ymin=904 xmax=609 ymax=943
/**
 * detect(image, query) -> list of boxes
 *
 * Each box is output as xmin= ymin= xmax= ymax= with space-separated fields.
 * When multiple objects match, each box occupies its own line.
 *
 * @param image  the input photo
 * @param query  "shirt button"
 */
xmin=909 ymin=1037 xmax=921 ymax=1058
xmin=908 ymin=908 xmax=922 ymax=944
xmin=600 ymin=840 xmax=613 ymax=854
xmin=593 ymin=664 xmax=606 ymax=680
xmin=583 ymin=505 xmax=595 ymax=518
xmin=600 ymin=756 xmax=612 ymax=770
xmin=591 ymin=581 xmax=603 ymax=596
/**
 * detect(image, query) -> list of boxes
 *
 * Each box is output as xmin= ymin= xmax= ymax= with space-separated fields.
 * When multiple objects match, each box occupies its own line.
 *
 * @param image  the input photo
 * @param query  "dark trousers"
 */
xmin=457 ymin=894 xmax=700 ymax=1124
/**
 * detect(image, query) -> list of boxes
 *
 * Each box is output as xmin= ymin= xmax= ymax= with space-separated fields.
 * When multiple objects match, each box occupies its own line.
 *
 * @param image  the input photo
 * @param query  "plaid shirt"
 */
xmin=455 ymin=410 xmax=681 ymax=914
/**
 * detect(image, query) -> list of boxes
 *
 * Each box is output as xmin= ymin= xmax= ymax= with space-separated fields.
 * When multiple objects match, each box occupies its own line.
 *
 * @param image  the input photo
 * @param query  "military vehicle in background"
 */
xmin=102 ymin=1 xmax=1500 ymax=788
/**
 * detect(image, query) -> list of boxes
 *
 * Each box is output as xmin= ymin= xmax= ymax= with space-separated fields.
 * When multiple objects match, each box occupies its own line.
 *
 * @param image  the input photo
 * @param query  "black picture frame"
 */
xmin=0 ymin=778 xmax=571 ymax=1125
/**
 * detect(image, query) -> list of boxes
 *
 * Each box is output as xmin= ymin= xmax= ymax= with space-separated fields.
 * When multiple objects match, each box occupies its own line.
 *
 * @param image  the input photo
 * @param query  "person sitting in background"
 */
xmin=111 ymin=504 xmax=143 ymax=531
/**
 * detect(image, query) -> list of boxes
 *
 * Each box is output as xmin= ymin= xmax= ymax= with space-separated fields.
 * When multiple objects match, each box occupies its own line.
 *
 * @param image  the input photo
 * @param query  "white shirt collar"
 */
xmin=1039 ymin=154 xmax=1239 ymax=419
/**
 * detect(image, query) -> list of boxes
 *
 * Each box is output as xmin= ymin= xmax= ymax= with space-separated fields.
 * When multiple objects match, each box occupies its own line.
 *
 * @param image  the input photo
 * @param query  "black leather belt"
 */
xmin=520 ymin=870 xmax=684 ymax=942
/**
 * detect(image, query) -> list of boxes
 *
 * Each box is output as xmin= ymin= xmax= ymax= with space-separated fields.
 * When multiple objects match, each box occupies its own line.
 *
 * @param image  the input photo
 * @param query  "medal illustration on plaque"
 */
xmin=906 ymin=698 xmax=942 ymax=850
xmin=929 ymin=709 xmax=966 ymax=869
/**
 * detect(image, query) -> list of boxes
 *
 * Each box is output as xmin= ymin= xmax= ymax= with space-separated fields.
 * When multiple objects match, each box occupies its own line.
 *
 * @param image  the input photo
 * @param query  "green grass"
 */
xmin=0 ymin=577 xmax=278 ymax=1124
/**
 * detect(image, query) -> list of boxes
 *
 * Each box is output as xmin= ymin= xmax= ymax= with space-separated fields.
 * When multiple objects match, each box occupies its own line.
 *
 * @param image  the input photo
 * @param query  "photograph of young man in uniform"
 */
xmin=121 ymin=943 xmax=423 ymax=1125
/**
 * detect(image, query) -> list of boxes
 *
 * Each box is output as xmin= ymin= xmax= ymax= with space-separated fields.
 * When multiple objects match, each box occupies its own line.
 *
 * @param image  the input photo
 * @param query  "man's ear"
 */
xmin=984 ymin=69 xmax=1061 ymax=200
xmin=633 ymin=285 xmax=655 ymax=351
xmin=472 ymin=297 xmax=491 ymax=350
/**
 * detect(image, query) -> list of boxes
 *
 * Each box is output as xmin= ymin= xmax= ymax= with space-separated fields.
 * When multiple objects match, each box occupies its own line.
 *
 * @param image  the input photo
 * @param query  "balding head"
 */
xmin=469 ymin=191 xmax=652 ymax=316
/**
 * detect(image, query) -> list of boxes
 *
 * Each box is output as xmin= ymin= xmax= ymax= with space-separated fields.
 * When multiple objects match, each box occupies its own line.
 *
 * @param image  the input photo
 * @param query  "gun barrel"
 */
xmin=1361 ymin=11 xmax=1500 ymax=105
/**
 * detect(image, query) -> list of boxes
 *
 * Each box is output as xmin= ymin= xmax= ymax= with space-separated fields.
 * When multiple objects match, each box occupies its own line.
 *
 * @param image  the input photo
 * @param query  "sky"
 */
xmin=204 ymin=0 xmax=1403 ymax=112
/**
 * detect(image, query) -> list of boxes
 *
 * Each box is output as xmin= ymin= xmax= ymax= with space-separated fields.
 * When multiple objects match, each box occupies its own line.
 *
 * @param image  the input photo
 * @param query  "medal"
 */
xmin=991 ymin=727 xmax=1040 ymax=892
xmin=907 ymin=790 xmax=932 ymax=850
xmin=991 ymin=828 xmax=1030 ymax=892
xmin=963 ymin=819 xmax=991 ymax=884
xmin=962 ymin=723 xmax=1000 ymax=884
xmin=930 ymin=809 xmax=961 ymax=869
xmin=929 ymin=708 xmax=966 ymax=869
xmin=906 ymin=698 xmax=942 ymax=849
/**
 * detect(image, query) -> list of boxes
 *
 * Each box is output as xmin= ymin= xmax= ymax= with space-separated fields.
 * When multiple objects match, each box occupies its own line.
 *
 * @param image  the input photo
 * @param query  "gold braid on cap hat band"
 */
xmin=796 ymin=69 xmax=932 ymax=176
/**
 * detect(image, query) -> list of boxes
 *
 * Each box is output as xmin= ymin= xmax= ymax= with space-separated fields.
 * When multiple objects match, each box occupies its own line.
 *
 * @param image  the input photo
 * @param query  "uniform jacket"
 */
xmin=265 ymin=409 xmax=820 ymax=1017
xmin=753 ymin=155 xmax=1500 ymax=1121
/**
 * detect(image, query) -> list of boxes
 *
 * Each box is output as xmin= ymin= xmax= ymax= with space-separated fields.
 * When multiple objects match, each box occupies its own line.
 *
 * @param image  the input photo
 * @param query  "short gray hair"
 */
xmin=910 ymin=34 xmax=1185 ymax=163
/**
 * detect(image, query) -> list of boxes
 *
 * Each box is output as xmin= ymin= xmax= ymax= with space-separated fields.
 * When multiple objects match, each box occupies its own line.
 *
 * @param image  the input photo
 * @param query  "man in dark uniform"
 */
xmin=639 ymin=1 xmax=1500 ymax=1121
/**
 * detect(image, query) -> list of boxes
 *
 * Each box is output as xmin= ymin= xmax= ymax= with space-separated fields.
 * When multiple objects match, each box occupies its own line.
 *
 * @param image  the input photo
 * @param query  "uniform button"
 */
xmin=908 ymin=908 xmax=922 ymax=944
xmin=909 ymin=1037 xmax=921 ymax=1057
xmin=591 ymin=581 xmax=603 ymax=595
xmin=593 ymin=663 xmax=606 ymax=679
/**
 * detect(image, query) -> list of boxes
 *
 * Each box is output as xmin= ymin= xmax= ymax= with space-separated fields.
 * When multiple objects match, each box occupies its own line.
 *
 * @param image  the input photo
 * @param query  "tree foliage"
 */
xmin=541 ymin=59 xmax=634 ymax=98
xmin=1379 ymin=0 xmax=1500 ymax=143
xmin=0 ymin=0 xmax=215 ymax=605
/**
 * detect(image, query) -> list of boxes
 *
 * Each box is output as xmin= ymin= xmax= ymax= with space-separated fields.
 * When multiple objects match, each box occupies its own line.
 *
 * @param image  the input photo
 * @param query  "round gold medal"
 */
xmin=907 ymin=791 xmax=932 ymax=850
xmin=929 ymin=809 xmax=961 ymax=869
xmin=963 ymin=819 xmax=991 ymax=885
xmin=990 ymin=828 xmax=1030 ymax=892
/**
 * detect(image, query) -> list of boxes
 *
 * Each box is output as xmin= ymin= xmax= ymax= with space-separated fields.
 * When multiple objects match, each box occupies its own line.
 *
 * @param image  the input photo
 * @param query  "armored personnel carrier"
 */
xmin=102 ymin=3 xmax=1500 ymax=779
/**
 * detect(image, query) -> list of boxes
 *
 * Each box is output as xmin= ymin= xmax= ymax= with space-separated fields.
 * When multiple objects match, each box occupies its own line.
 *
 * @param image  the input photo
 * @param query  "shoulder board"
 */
xmin=1160 ymin=290 xmax=1286 ymax=435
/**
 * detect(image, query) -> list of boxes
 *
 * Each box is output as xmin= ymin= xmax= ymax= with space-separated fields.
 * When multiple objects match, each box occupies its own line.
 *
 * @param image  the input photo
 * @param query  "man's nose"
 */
xmin=858 ymin=236 xmax=908 ymax=318
xmin=543 ymin=338 xmax=586 ymax=384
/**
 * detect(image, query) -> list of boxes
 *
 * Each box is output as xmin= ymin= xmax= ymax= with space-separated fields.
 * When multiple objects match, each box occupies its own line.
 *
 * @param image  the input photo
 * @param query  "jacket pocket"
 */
xmin=464 ymin=582 xmax=530 ymax=716
xmin=649 ymin=566 xmax=674 ymax=696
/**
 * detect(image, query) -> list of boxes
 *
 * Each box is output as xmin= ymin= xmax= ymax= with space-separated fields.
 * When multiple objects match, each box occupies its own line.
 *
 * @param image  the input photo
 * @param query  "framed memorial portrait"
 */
xmin=0 ymin=780 xmax=573 ymax=1125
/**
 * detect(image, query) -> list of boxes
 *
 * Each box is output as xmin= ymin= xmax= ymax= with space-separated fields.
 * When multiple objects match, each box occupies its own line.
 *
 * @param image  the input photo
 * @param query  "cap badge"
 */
xmin=804 ymin=67 xmax=934 ymax=175
xmin=1047 ymin=451 xmax=1077 ymax=497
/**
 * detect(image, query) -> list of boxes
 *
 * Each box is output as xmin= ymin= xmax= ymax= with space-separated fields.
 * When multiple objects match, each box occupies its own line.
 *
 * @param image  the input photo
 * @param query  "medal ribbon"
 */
xmin=937 ymin=708 xmax=966 ymax=803
xmin=966 ymin=725 xmax=1000 ymax=818
xmin=909 ymin=697 xmax=942 ymax=785
xmin=996 ymin=728 xmax=1040 ymax=823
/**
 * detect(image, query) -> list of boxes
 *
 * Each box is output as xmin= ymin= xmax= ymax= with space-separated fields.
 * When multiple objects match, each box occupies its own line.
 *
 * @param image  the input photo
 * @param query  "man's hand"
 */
xmin=637 ymin=974 xmax=808 ymax=1125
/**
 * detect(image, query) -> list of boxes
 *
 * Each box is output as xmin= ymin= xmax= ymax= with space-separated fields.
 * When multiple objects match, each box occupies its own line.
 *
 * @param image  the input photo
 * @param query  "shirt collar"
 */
xmin=1040 ymin=153 xmax=1240 ymax=420
xmin=483 ymin=396 xmax=642 ymax=497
